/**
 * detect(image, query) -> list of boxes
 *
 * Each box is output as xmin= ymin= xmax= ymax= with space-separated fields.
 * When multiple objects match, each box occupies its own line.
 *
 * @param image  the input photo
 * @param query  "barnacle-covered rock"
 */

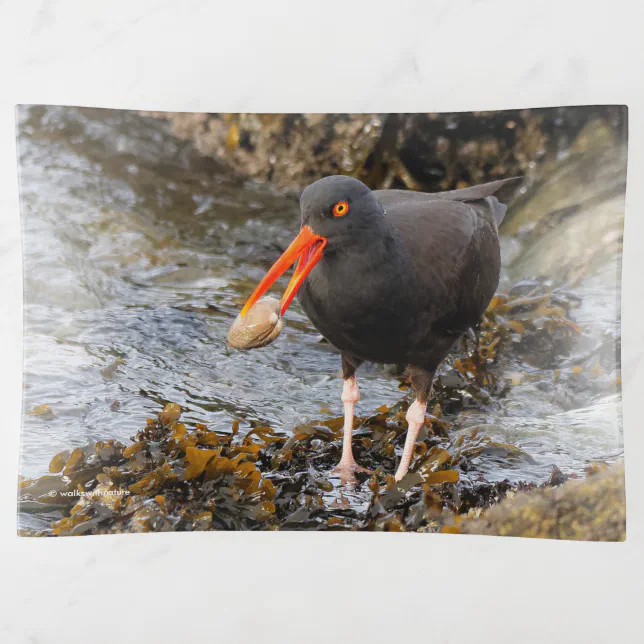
xmin=152 ymin=107 xmax=626 ymax=194
xmin=457 ymin=461 xmax=625 ymax=541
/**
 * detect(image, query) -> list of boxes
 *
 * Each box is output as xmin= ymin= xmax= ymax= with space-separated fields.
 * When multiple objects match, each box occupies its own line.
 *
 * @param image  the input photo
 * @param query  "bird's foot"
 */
xmin=332 ymin=459 xmax=374 ymax=484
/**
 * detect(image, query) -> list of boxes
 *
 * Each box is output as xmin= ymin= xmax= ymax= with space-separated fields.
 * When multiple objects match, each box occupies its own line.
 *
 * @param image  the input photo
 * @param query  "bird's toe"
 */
xmin=331 ymin=460 xmax=373 ymax=484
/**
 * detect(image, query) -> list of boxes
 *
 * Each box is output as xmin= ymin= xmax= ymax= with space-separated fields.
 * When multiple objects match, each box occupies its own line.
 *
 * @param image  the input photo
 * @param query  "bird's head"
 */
xmin=240 ymin=175 xmax=384 ymax=317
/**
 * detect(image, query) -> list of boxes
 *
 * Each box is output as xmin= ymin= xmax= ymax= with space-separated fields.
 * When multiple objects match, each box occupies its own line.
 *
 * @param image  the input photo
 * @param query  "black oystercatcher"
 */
xmin=238 ymin=175 xmax=518 ymax=482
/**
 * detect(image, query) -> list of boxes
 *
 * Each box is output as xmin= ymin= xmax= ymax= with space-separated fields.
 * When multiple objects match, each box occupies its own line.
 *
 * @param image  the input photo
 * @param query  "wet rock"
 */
xmin=505 ymin=119 xmax=627 ymax=284
xmin=509 ymin=195 xmax=624 ymax=285
xmin=459 ymin=461 xmax=625 ymax=541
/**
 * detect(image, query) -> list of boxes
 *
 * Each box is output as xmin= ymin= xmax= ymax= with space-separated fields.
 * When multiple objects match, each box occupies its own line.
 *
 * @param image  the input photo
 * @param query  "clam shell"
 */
xmin=227 ymin=296 xmax=283 ymax=349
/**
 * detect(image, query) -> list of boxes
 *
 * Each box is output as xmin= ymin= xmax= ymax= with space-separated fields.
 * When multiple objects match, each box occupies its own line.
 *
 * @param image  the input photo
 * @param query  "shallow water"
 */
xmin=17 ymin=106 xmax=623 ymax=492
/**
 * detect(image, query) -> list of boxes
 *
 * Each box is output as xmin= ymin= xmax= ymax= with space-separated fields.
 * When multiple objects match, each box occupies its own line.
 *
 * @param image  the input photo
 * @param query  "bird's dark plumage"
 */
xmin=297 ymin=176 xmax=518 ymax=374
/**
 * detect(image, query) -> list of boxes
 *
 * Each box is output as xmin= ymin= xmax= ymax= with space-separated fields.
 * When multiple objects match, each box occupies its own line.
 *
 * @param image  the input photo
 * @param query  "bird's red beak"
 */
xmin=240 ymin=225 xmax=327 ymax=317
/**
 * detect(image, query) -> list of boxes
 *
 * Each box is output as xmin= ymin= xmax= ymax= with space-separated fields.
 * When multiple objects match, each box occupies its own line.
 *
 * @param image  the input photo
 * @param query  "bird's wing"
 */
xmin=422 ymin=176 xmax=521 ymax=201
xmin=374 ymin=176 xmax=520 ymax=228
xmin=375 ymin=193 xmax=502 ymax=333
xmin=374 ymin=177 xmax=520 ymax=207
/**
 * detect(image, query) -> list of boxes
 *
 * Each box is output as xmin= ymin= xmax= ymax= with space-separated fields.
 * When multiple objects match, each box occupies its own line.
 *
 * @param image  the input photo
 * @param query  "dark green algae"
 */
xmin=18 ymin=280 xmax=623 ymax=537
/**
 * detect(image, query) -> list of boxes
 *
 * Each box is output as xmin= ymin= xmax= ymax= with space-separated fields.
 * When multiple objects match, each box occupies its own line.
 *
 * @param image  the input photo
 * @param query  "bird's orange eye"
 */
xmin=332 ymin=201 xmax=349 ymax=217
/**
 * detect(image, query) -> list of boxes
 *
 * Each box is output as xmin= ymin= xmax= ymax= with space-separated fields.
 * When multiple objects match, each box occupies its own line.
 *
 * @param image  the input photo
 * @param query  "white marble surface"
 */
xmin=1 ymin=1 xmax=643 ymax=642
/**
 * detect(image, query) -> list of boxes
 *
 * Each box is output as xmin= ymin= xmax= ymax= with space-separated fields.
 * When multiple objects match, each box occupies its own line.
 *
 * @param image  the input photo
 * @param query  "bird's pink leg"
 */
xmin=332 ymin=376 xmax=372 ymax=483
xmin=394 ymin=399 xmax=427 ymax=481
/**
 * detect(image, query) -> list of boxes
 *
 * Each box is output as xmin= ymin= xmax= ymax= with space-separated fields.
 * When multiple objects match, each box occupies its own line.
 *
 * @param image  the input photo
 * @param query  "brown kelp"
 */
xmin=18 ymin=281 xmax=621 ymax=537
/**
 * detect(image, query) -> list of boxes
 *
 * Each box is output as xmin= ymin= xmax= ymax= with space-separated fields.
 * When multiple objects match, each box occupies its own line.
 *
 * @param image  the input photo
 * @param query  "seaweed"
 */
xmin=18 ymin=281 xmax=620 ymax=536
